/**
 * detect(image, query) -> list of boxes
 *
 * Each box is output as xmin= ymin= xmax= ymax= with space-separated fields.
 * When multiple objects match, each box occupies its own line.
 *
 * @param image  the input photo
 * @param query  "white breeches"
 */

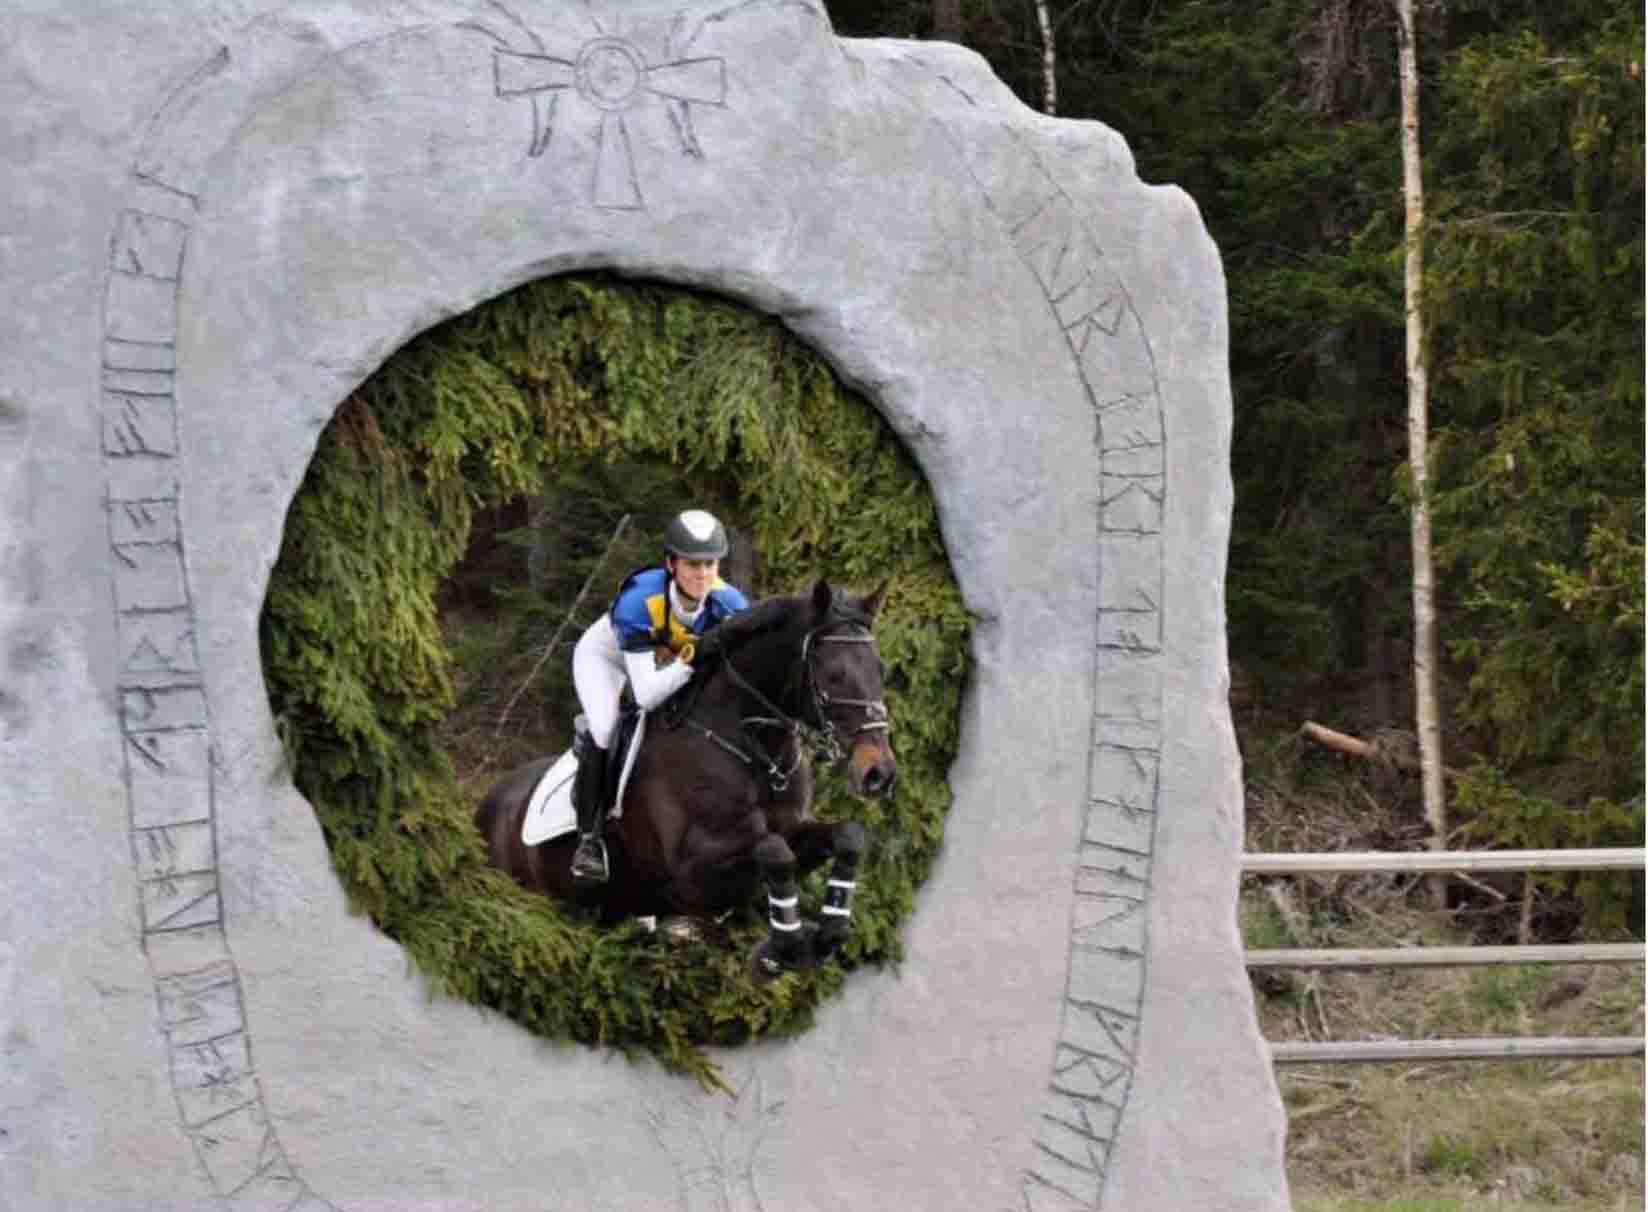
xmin=572 ymin=616 xmax=626 ymax=749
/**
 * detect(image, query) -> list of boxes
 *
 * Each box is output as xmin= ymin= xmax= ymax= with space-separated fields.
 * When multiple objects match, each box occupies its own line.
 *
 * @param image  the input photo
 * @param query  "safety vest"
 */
xmin=607 ymin=566 xmax=748 ymax=654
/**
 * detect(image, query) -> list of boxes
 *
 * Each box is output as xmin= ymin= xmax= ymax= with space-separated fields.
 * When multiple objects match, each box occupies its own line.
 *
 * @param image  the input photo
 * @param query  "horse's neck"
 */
xmin=716 ymin=626 xmax=804 ymax=721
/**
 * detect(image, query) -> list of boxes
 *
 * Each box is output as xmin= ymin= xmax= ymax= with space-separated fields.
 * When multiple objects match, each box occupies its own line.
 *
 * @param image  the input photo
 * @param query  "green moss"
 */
xmin=260 ymin=275 xmax=970 ymax=1084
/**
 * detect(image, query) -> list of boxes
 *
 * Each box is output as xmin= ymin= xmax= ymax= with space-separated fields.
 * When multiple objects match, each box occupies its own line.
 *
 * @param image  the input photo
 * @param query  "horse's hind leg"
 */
xmin=789 ymin=821 xmax=867 ymax=960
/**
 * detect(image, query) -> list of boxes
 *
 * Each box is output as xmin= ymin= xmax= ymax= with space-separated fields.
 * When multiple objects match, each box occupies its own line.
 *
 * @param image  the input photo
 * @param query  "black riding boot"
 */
xmin=569 ymin=725 xmax=610 ymax=887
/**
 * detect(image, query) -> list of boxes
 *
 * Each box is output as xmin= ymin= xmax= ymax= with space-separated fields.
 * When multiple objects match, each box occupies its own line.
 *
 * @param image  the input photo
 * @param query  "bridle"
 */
xmin=798 ymin=622 xmax=890 ymax=762
xmin=680 ymin=616 xmax=889 ymax=792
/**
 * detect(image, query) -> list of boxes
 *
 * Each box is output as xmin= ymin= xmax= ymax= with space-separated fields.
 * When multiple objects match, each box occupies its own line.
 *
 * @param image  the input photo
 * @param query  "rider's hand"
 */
xmin=692 ymin=629 xmax=723 ymax=666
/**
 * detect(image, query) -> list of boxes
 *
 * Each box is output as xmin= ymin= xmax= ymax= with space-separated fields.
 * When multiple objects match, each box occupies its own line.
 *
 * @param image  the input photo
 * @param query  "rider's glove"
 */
xmin=691 ymin=629 xmax=723 ymax=666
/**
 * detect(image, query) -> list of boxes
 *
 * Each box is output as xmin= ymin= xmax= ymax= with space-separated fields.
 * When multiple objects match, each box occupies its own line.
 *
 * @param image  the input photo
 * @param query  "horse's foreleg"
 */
xmin=784 ymin=819 xmax=837 ymax=875
xmin=751 ymin=833 xmax=811 ymax=979
xmin=793 ymin=821 xmax=867 ymax=960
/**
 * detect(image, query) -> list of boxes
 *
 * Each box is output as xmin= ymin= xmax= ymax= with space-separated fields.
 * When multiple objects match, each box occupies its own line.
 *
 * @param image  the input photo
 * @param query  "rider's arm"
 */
xmin=623 ymin=647 xmax=694 ymax=711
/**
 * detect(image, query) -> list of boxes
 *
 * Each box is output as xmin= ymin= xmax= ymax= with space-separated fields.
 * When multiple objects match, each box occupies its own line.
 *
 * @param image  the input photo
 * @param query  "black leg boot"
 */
xmin=569 ymin=727 xmax=610 ymax=887
xmin=815 ymin=822 xmax=866 ymax=960
xmin=750 ymin=834 xmax=813 ymax=980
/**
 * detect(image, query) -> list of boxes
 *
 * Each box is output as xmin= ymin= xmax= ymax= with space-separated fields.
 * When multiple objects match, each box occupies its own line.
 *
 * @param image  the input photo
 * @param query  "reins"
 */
xmin=681 ymin=713 xmax=804 ymax=792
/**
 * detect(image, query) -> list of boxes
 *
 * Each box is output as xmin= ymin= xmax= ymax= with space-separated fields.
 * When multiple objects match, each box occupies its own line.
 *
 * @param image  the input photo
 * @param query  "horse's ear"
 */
xmin=811 ymin=579 xmax=833 ymax=619
xmin=860 ymin=581 xmax=890 ymax=618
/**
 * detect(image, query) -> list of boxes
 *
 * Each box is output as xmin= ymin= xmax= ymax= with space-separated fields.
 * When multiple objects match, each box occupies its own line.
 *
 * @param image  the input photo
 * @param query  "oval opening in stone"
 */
xmin=258 ymin=273 xmax=970 ymax=1081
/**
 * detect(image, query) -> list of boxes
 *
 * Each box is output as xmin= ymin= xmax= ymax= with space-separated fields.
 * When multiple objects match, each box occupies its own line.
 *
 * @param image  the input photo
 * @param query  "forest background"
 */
xmin=821 ymin=0 xmax=1645 ymax=923
xmin=818 ymin=3 xmax=1644 ymax=1206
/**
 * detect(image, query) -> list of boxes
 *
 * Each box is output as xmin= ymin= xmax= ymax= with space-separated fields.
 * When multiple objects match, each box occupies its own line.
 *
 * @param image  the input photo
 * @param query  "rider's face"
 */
xmin=669 ymin=556 xmax=719 ymax=605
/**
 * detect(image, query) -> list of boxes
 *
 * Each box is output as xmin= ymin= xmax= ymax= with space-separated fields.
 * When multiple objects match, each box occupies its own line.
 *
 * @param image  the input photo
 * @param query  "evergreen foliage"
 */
xmin=1423 ymin=4 xmax=1644 ymax=920
xmin=824 ymin=0 xmax=1643 ymax=930
xmin=261 ymin=276 xmax=970 ymax=1082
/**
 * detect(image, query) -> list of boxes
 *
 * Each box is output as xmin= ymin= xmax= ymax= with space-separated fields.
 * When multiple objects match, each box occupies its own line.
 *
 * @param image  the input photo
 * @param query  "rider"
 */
xmin=568 ymin=508 xmax=749 ymax=886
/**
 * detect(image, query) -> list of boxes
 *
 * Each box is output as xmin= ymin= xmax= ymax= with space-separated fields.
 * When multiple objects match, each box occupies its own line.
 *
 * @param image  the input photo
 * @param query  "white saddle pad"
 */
xmin=520 ymin=713 xmax=646 ymax=846
xmin=520 ymin=748 xmax=578 ymax=845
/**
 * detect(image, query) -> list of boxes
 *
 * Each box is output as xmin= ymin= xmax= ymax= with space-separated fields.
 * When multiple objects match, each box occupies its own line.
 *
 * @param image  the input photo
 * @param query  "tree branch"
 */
xmin=494 ymin=513 xmax=632 ymax=737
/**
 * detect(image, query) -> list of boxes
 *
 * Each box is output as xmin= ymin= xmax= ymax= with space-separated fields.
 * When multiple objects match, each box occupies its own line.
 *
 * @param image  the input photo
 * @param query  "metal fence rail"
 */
xmin=1270 ymin=1036 xmax=1646 ymax=1064
xmin=1247 ymin=942 xmax=1645 ymax=969
xmin=1242 ymin=846 xmax=1647 ymax=1066
xmin=1244 ymin=847 xmax=1646 ymax=875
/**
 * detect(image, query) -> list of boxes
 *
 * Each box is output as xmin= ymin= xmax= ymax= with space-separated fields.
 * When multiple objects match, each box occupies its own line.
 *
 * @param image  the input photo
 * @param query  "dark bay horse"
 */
xmin=475 ymin=580 xmax=897 ymax=976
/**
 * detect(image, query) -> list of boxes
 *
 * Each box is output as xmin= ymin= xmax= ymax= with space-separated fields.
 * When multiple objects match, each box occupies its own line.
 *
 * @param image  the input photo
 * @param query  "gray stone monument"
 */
xmin=1 ymin=2 xmax=1290 ymax=1209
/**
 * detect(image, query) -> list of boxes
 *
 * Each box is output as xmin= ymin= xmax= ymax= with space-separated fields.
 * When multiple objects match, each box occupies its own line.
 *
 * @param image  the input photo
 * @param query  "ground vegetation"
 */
xmin=261 ymin=277 xmax=969 ymax=1084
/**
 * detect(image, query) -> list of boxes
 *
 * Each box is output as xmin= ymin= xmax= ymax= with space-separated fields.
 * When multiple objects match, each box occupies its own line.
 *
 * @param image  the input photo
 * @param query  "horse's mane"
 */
xmin=712 ymin=584 xmax=876 ymax=658
xmin=712 ymin=592 xmax=807 ymax=654
xmin=666 ymin=582 xmax=880 ymax=723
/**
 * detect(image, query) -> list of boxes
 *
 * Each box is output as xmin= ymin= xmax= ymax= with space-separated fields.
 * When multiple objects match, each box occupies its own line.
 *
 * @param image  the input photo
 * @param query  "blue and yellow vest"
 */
xmin=608 ymin=566 xmax=748 ymax=654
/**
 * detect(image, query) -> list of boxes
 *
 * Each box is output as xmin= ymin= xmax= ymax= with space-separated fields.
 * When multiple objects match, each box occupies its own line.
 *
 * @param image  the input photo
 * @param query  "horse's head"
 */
xmin=804 ymin=580 xmax=898 ymax=799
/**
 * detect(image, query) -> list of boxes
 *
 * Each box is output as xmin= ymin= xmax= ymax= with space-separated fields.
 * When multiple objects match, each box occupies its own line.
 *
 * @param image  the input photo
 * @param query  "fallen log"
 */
xmin=1300 ymin=721 xmax=1464 ymax=782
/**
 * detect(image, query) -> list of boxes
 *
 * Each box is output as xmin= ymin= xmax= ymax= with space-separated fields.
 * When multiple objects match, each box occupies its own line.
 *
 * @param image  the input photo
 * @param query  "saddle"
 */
xmin=519 ymin=705 xmax=646 ymax=847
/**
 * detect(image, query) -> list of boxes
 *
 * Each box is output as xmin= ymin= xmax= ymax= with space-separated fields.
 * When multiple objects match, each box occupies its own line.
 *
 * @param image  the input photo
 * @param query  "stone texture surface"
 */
xmin=0 ymin=3 xmax=1289 ymax=1209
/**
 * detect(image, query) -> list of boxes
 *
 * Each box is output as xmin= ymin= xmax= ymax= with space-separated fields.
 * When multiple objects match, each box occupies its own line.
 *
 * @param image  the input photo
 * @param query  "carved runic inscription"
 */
xmin=920 ymin=98 xmax=1169 ymax=1208
xmin=113 ymin=209 xmax=187 ymax=281
xmin=478 ymin=18 xmax=727 ymax=210
xmin=97 ymin=172 xmax=333 ymax=1207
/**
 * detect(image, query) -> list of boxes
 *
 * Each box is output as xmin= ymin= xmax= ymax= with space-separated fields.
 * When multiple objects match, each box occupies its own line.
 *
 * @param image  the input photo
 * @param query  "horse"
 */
xmin=474 ymin=579 xmax=898 ymax=977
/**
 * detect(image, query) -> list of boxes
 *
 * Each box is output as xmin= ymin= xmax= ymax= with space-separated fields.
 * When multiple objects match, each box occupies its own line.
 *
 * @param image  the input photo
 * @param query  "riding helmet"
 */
xmin=664 ymin=509 xmax=730 ymax=560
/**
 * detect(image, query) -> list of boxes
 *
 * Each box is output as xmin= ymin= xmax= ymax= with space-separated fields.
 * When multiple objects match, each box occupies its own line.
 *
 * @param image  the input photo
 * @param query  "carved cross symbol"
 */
xmin=494 ymin=37 xmax=726 ymax=210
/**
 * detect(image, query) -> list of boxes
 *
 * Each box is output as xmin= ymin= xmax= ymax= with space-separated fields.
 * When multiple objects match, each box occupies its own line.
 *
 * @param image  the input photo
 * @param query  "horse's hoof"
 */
xmin=751 ymin=924 xmax=819 ymax=981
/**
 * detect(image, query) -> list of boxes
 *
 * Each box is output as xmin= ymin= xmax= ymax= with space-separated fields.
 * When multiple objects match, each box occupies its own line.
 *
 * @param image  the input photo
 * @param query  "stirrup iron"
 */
xmin=571 ymin=833 xmax=608 ymax=886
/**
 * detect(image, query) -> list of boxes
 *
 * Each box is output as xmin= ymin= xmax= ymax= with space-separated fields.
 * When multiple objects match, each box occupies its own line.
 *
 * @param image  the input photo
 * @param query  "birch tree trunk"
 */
xmin=1396 ymin=0 xmax=1447 ymax=906
xmin=1034 ymin=0 xmax=1057 ymax=115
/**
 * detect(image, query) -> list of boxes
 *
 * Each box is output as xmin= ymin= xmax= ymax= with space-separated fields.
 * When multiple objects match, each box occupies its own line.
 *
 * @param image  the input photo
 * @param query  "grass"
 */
xmin=1240 ymin=722 xmax=1645 ymax=1210
xmin=1252 ymin=899 xmax=1645 ymax=1208
xmin=1277 ymin=1039 xmax=1644 ymax=1207
xmin=1295 ymin=1201 xmax=1632 ymax=1211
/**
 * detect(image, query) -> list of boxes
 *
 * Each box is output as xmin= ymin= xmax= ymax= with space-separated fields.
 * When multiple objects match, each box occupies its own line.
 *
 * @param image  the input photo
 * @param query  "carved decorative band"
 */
xmin=102 ymin=185 xmax=335 ymax=1208
xmin=928 ymin=109 xmax=1168 ymax=1210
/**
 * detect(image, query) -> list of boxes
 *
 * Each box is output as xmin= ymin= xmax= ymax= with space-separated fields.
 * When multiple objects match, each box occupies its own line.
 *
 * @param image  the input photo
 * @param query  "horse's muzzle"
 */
xmin=848 ymin=737 xmax=897 ymax=799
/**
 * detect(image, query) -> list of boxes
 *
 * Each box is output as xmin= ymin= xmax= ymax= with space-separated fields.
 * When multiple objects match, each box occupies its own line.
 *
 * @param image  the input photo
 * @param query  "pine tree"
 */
xmin=1424 ymin=4 xmax=1644 ymax=921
